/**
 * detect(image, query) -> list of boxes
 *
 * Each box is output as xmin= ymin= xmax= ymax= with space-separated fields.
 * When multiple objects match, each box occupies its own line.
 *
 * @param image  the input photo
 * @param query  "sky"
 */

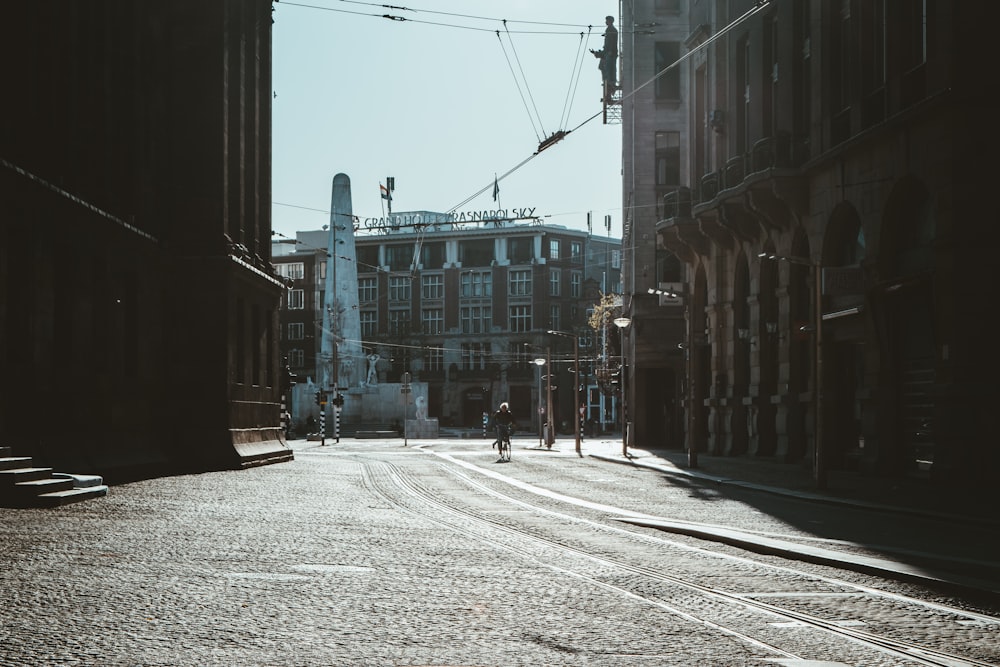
xmin=271 ymin=0 xmax=623 ymax=243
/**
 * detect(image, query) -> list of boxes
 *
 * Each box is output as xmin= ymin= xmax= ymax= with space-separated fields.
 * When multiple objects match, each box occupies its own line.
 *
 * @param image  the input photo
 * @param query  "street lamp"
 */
xmin=613 ymin=316 xmax=631 ymax=457
xmin=532 ymin=357 xmax=546 ymax=448
xmin=758 ymin=252 xmax=825 ymax=489
xmin=546 ymin=330 xmax=581 ymax=454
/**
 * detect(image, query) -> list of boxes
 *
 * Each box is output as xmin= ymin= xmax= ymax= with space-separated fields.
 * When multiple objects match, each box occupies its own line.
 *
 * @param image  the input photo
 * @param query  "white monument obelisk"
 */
xmin=321 ymin=173 xmax=362 ymax=400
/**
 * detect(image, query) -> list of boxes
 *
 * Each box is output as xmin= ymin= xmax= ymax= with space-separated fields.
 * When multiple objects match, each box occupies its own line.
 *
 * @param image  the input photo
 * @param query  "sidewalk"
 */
xmin=582 ymin=438 xmax=1000 ymax=601
xmin=584 ymin=439 xmax=997 ymax=525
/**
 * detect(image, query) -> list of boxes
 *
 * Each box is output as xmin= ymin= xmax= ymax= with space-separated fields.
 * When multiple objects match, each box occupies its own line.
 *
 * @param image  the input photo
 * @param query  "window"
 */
xmin=549 ymin=304 xmax=561 ymax=331
xmin=277 ymin=262 xmax=304 ymax=280
xmin=611 ymin=249 xmax=621 ymax=269
xmin=508 ymin=237 xmax=534 ymax=264
xmin=389 ymin=275 xmax=411 ymax=301
xmin=386 ymin=244 xmax=415 ymax=272
xmin=421 ymin=273 xmax=444 ymax=300
xmin=420 ymin=242 xmax=446 ymax=269
xmin=461 ymin=342 xmax=487 ymax=371
xmin=509 ymin=269 xmax=532 ymax=296
xmin=549 ymin=239 xmax=560 ymax=260
xmin=549 ymin=268 xmax=561 ymax=296
xmin=358 ymin=277 xmax=377 ymax=304
xmin=288 ymin=349 xmax=305 ymax=367
xmin=389 ymin=309 xmax=411 ymax=335
xmin=360 ymin=310 xmax=377 ymax=337
xmin=655 ymin=131 xmax=680 ymax=186
xmin=570 ymin=272 xmax=582 ymax=298
xmin=654 ymin=42 xmax=681 ymax=100
xmin=509 ymin=305 xmax=532 ymax=332
xmin=460 ymin=305 xmax=492 ymax=334
xmin=287 ymin=322 xmax=304 ymax=340
xmin=287 ymin=289 xmax=304 ymax=310
xmin=461 ymin=270 xmax=492 ymax=297
xmin=422 ymin=308 xmax=444 ymax=334
xmin=570 ymin=241 xmax=582 ymax=260
xmin=459 ymin=238 xmax=494 ymax=265
xmin=426 ymin=346 xmax=444 ymax=372
xmin=357 ymin=245 xmax=380 ymax=272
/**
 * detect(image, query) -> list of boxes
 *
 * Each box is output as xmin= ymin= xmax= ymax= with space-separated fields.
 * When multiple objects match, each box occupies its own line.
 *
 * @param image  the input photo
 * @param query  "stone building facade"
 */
xmin=620 ymin=0 xmax=998 ymax=485
xmin=1 ymin=2 xmax=291 ymax=482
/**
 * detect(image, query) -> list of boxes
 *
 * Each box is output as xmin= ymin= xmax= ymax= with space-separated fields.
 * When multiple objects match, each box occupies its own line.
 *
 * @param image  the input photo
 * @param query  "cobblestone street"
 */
xmin=1 ymin=437 xmax=997 ymax=666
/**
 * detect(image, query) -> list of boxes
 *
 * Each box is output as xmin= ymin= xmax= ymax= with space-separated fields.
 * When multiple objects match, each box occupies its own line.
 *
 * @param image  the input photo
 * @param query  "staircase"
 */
xmin=0 ymin=446 xmax=109 ymax=508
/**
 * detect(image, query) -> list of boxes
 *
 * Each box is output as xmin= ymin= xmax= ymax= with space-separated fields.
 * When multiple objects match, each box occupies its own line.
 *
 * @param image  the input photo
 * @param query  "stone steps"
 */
xmin=0 ymin=446 xmax=108 ymax=508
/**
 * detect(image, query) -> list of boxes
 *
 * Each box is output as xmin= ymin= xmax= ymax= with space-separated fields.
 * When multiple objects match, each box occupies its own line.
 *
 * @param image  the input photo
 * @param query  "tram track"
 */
xmin=354 ymin=454 xmax=1000 ymax=667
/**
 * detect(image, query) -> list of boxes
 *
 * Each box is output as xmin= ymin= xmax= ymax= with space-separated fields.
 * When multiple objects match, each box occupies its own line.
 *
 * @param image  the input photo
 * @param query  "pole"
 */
xmin=573 ymin=336 xmax=581 ymax=455
xmin=613 ymin=317 xmax=632 ymax=457
xmin=686 ymin=306 xmax=698 ymax=468
xmin=813 ymin=262 xmax=826 ymax=489
xmin=546 ymin=348 xmax=554 ymax=447
xmin=537 ymin=364 xmax=543 ymax=448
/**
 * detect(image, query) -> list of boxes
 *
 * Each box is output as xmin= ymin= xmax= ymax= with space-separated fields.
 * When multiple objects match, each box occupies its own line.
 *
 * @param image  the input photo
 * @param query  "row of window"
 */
xmin=284 ymin=303 xmax=567 ymax=340
xmin=286 ymin=268 xmax=586 ymax=311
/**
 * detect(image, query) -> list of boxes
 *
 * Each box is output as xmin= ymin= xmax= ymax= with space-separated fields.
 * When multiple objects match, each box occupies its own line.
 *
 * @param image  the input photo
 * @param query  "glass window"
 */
xmin=549 ymin=268 xmax=560 ymax=296
xmin=509 ymin=269 xmax=532 ymax=296
xmin=461 ymin=270 xmax=492 ymax=298
xmin=508 ymin=237 xmax=534 ymax=264
xmin=422 ymin=308 xmax=444 ymax=334
xmin=549 ymin=304 xmax=560 ymax=331
xmin=460 ymin=306 xmax=492 ymax=334
xmin=426 ymin=346 xmax=444 ymax=371
xmin=358 ymin=277 xmax=377 ymax=304
xmin=549 ymin=239 xmax=560 ymax=260
xmin=287 ymin=322 xmax=304 ymax=340
xmin=509 ymin=305 xmax=532 ymax=332
xmin=421 ymin=274 xmax=444 ymax=300
xmin=570 ymin=241 xmax=582 ymax=259
xmin=287 ymin=289 xmax=304 ymax=310
xmin=288 ymin=349 xmax=305 ymax=367
xmin=385 ymin=244 xmax=415 ymax=272
xmin=655 ymin=131 xmax=681 ymax=186
xmin=360 ymin=310 xmax=377 ymax=337
xmin=389 ymin=275 xmax=411 ymax=301
xmin=654 ymin=42 xmax=681 ymax=100
xmin=570 ymin=272 xmax=582 ymax=298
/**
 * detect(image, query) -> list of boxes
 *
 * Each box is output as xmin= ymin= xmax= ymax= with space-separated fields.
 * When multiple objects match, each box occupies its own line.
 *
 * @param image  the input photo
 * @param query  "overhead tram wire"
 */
xmin=500 ymin=20 xmax=547 ymax=140
xmin=276 ymin=3 xmax=771 ymax=235
xmin=496 ymin=30 xmax=542 ymax=143
xmin=559 ymin=29 xmax=592 ymax=130
xmin=279 ymin=1 xmax=596 ymax=35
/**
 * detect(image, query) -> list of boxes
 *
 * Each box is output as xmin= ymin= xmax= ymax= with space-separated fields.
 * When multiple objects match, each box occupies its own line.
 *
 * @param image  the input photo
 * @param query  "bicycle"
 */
xmin=495 ymin=423 xmax=512 ymax=462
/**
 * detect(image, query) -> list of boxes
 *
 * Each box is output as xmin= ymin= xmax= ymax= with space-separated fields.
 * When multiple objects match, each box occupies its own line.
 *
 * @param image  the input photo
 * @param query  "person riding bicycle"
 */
xmin=490 ymin=402 xmax=515 ymax=449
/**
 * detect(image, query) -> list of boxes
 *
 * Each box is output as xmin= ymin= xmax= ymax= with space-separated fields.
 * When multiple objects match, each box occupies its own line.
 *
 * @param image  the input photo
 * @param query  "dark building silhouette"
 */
xmin=620 ymin=0 xmax=998 ymax=487
xmin=1 ymin=1 xmax=291 ymax=482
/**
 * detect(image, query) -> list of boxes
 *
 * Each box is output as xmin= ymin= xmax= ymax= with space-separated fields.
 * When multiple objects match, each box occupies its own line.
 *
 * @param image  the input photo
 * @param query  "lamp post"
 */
xmin=613 ymin=316 xmax=631 ymax=457
xmin=758 ymin=253 xmax=825 ymax=489
xmin=532 ymin=357 xmax=546 ymax=448
xmin=546 ymin=330 xmax=581 ymax=454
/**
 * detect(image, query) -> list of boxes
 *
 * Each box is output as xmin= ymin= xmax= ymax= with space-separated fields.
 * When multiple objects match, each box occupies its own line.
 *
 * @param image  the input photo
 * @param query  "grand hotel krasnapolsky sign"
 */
xmin=360 ymin=208 xmax=540 ymax=233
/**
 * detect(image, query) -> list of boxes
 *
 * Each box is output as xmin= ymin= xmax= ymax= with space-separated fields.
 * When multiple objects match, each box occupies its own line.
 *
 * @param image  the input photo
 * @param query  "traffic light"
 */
xmin=314 ymin=390 xmax=324 ymax=406
xmin=332 ymin=394 xmax=345 ymax=407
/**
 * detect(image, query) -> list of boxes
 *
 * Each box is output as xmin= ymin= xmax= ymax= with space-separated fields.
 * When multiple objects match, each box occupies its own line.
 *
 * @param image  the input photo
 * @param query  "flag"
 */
xmin=380 ymin=183 xmax=391 ymax=201
xmin=492 ymin=175 xmax=499 ymax=202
